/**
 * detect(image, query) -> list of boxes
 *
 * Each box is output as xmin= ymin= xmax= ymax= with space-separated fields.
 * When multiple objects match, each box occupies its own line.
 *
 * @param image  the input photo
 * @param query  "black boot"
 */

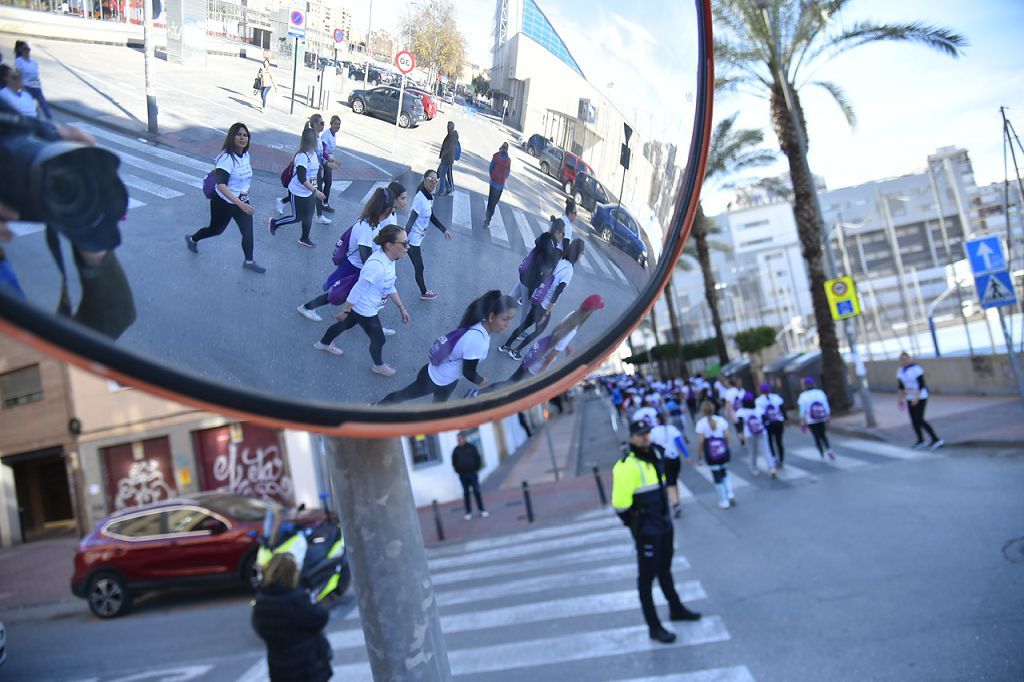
xmin=649 ymin=627 xmax=677 ymax=643
xmin=670 ymin=606 xmax=702 ymax=621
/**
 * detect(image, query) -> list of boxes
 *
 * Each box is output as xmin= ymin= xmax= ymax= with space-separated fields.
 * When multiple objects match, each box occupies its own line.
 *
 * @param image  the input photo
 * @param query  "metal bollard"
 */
xmin=431 ymin=499 xmax=445 ymax=542
xmin=521 ymin=481 xmax=535 ymax=523
xmin=593 ymin=466 xmax=607 ymax=505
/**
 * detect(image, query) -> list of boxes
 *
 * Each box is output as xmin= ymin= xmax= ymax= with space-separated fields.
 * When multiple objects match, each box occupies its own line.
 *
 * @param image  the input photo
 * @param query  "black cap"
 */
xmin=629 ymin=419 xmax=652 ymax=435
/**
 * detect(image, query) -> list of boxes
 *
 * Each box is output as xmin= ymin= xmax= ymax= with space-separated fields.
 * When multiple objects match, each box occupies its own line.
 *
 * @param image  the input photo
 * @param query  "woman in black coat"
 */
xmin=252 ymin=553 xmax=333 ymax=682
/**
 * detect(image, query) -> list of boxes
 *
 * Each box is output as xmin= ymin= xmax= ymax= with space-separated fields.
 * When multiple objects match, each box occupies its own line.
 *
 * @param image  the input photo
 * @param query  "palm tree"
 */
xmin=713 ymin=0 xmax=966 ymax=409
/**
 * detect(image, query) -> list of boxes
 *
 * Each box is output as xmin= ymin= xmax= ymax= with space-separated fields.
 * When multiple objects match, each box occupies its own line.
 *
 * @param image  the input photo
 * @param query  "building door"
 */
xmin=6 ymin=447 xmax=75 ymax=541
xmin=102 ymin=437 xmax=177 ymax=511
xmin=192 ymin=423 xmax=292 ymax=505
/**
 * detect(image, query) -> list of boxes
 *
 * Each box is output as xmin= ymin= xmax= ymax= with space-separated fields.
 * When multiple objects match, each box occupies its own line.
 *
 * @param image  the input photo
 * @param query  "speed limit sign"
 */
xmin=395 ymin=50 xmax=415 ymax=74
xmin=830 ymin=280 xmax=848 ymax=297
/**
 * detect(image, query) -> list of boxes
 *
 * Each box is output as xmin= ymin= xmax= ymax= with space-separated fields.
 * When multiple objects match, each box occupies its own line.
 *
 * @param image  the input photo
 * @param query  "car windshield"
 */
xmin=199 ymin=494 xmax=278 ymax=521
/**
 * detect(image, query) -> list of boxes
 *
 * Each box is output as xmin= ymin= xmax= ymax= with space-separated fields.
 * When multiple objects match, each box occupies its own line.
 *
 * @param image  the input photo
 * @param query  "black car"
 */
xmin=570 ymin=171 xmax=616 ymax=212
xmin=348 ymin=86 xmax=426 ymax=128
xmin=526 ymin=133 xmax=553 ymax=157
xmin=348 ymin=65 xmax=383 ymax=85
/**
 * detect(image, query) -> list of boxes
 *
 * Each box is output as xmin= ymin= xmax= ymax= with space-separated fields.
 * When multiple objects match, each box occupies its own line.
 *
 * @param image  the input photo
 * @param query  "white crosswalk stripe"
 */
xmin=127 ymin=197 xmax=146 ymax=210
xmin=832 ymin=436 xmax=932 ymax=460
xmin=120 ymin=173 xmax=184 ymax=199
xmin=359 ymin=181 xmax=388 ymax=205
xmin=428 ymin=526 xmax=625 ymax=570
xmin=70 ymin=121 xmax=212 ymax=172
xmin=110 ymin=147 xmax=204 ymax=189
xmin=431 ymin=513 xmax=617 ymax=556
xmin=451 ymin=189 xmax=472 ymax=232
xmin=585 ymin=247 xmax=616 ymax=279
xmin=329 ymin=180 xmax=352 ymax=196
xmin=484 ymin=199 xmax=510 ymax=245
xmin=692 ymin=464 xmax=752 ymax=489
xmin=511 ymin=207 xmax=537 ymax=250
xmin=577 ymin=248 xmax=597 ymax=273
xmin=788 ymin=446 xmax=871 ymax=471
xmin=619 ymin=667 xmax=757 ymax=682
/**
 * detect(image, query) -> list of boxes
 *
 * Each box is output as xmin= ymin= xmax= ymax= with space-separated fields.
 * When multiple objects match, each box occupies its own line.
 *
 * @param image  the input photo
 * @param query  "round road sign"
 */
xmin=333 ymin=28 xmax=344 ymax=42
xmin=290 ymin=10 xmax=304 ymax=26
xmin=831 ymin=280 xmax=848 ymax=297
xmin=395 ymin=50 xmax=415 ymax=74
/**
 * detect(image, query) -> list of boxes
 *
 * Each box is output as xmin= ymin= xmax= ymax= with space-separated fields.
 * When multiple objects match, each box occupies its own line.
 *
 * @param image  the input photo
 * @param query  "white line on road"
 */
xmin=511 ymin=207 xmax=536 ymax=251
xmin=771 ymin=459 xmax=814 ymax=482
xmin=112 ymin=149 xmax=205 ymax=189
xmin=359 ymin=181 xmax=387 ymax=205
xmin=692 ymin=464 xmax=751 ymax=489
xmin=587 ymin=248 xmax=617 ymax=279
xmin=432 ymin=542 xmax=634 ymax=586
xmin=336 ymin=148 xmax=392 ymax=176
xmin=618 ymin=666 xmax=757 ymax=682
xmin=429 ymin=514 xmax=618 ymax=557
xmin=451 ymin=190 xmax=472 ymax=232
xmin=329 ymin=180 xmax=352 ymax=197
xmin=832 ymin=436 xmax=932 ymax=461
xmin=128 ymin=197 xmax=146 ymax=210
xmin=577 ymin=248 xmax=597 ymax=273
xmin=486 ymin=200 xmax=510 ymax=246
xmin=71 ymin=121 xmax=212 ymax=172
xmin=428 ymin=526 xmax=625 ymax=571
xmin=120 ymin=173 xmax=184 ymax=199
xmin=788 ymin=446 xmax=870 ymax=471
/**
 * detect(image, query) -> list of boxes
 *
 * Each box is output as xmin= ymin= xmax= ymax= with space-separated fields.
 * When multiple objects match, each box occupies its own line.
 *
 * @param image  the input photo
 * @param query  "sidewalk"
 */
xmin=829 ymin=390 xmax=1024 ymax=448
xmin=0 ymin=535 xmax=78 ymax=611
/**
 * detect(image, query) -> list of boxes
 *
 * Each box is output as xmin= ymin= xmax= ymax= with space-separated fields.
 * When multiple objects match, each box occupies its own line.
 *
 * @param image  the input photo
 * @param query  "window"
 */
xmin=105 ymin=512 xmax=164 ymax=539
xmin=409 ymin=435 xmax=442 ymax=467
xmin=740 ymin=219 xmax=769 ymax=230
xmin=1 ymin=365 xmax=43 ymax=408
xmin=166 ymin=509 xmax=215 ymax=534
xmin=521 ymin=0 xmax=585 ymax=77
xmin=741 ymin=237 xmax=773 ymax=247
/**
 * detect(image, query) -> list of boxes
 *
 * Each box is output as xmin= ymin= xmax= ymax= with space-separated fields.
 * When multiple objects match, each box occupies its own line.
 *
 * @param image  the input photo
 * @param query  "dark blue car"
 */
xmin=591 ymin=204 xmax=648 ymax=268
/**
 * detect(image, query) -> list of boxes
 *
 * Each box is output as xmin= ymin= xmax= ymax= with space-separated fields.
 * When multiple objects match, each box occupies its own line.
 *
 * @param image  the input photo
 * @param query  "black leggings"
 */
xmin=316 ymin=165 xmax=333 ymax=216
xmin=303 ymin=293 xmax=330 ymax=310
xmin=272 ymin=193 xmax=315 ymax=241
xmin=505 ymin=302 xmax=549 ymax=350
xmin=478 ymin=365 xmax=530 ymax=395
xmin=379 ymin=364 xmax=457 ymax=403
xmin=908 ymin=399 xmax=938 ymax=443
xmin=408 ymin=245 xmax=428 ymax=295
xmin=191 ymin=197 xmax=254 ymax=260
xmin=766 ymin=422 xmax=785 ymax=463
xmin=808 ymin=422 xmax=830 ymax=456
xmin=321 ymin=312 xmax=385 ymax=365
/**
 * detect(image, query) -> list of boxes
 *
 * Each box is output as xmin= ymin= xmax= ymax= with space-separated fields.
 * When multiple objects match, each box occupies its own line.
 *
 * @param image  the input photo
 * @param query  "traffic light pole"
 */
xmin=290 ymin=36 xmax=299 ymax=115
xmin=323 ymin=436 xmax=452 ymax=681
xmin=141 ymin=0 xmax=158 ymax=133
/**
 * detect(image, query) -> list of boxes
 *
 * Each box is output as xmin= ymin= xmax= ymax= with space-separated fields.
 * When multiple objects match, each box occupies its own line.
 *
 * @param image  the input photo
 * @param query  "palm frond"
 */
xmin=819 ymin=21 xmax=967 ymax=64
xmin=810 ymin=79 xmax=856 ymax=127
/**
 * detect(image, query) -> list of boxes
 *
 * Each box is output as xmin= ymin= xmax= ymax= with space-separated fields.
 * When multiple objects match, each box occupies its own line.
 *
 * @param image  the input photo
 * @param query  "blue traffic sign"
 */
xmin=974 ymin=271 xmax=1018 ymax=309
xmin=964 ymin=235 xmax=1007 ymax=275
xmin=290 ymin=10 xmax=304 ymax=25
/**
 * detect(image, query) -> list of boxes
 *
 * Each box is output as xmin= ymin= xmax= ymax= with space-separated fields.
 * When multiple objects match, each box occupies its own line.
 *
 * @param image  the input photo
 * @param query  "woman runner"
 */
xmin=897 ymin=352 xmax=944 ymax=450
xmin=509 ymin=216 xmax=564 ymax=310
xmin=798 ymin=377 xmax=835 ymax=460
xmin=404 ymin=169 xmax=452 ymax=300
xmin=695 ymin=401 xmax=736 ymax=509
xmin=756 ymin=382 xmax=787 ymax=467
xmin=269 ymin=126 xmax=325 ymax=248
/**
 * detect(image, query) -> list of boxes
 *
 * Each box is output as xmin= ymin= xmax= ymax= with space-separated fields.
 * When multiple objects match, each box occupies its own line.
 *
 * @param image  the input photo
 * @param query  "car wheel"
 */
xmin=87 ymin=572 xmax=132 ymax=618
xmin=241 ymin=551 xmax=260 ymax=592
xmin=601 ymin=227 xmax=613 ymax=243
xmin=351 ymin=98 xmax=365 ymax=115
xmin=573 ymin=191 xmax=584 ymax=207
xmin=398 ymin=112 xmax=411 ymax=129
xmin=563 ymin=181 xmax=572 ymax=194
xmin=540 ymin=161 xmax=549 ymax=176
xmin=528 ymin=145 xmax=536 ymax=156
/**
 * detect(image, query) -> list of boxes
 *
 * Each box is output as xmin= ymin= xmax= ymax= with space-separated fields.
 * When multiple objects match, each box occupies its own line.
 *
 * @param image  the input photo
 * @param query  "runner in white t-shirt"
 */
xmin=896 ymin=352 xmax=943 ymax=450
xmin=694 ymin=401 xmax=735 ymax=509
xmin=403 ymin=170 xmax=452 ymax=301
xmin=797 ymin=377 xmax=835 ymax=460
xmin=269 ymin=126 xmax=324 ymax=248
xmin=650 ymin=412 xmax=689 ymax=517
xmin=379 ymin=290 xmax=517 ymax=403
xmin=734 ymin=392 xmax=775 ymax=478
xmin=756 ymin=383 xmax=787 ymax=468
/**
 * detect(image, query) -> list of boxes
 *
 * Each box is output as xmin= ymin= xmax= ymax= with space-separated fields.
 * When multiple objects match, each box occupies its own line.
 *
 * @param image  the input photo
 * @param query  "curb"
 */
xmin=828 ymin=422 xmax=1023 ymax=451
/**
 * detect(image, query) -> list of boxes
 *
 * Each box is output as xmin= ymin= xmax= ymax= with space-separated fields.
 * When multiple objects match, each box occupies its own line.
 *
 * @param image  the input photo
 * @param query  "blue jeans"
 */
xmin=458 ymin=473 xmax=485 ymax=513
xmin=24 ymin=85 xmax=52 ymax=119
xmin=260 ymin=86 xmax=271 ymax=108
xmin=436 ymin=162 xmax=453 ymax=194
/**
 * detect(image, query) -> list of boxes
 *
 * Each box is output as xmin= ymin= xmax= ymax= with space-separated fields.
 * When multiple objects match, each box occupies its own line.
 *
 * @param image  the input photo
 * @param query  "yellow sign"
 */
xmin=178 ymin=468 xmax=193 ymax=486
xmin=824 ymin=276 xmax=861 ymax=320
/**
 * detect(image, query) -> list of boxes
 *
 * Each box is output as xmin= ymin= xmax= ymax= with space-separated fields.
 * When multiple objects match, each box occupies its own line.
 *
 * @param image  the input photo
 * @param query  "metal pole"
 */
xmin=521 ymin=481 xmax=534 ymax=523
xmin=362 ymin=0 xmax=372 ymax=91
xmin=997 ymin=307 xmax=1024 ymax=405
xmin=543 ymin=420 xmax=560 ymax=482
xmin=392 ymin=73 xmax=405 ymax=156
xmin=592 ymin=466 xmax=607 ymax=505
xmin=290 ymin=37 xmax=299 ymax=114
xmin=431 ymin=499 xmax=444 ymax=542
xmin=141 ymin=0 xmax=157 ymax=133
xmin=323 ymin=437 xmax=452 ymax=681
xmin=878 ymin=190 xmax=920 ymax=355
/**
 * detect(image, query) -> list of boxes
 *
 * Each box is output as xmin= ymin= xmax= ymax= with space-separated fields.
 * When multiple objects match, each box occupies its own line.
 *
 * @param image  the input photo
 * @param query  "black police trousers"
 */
xmin=636 ymin=529 xmax=685 ymax=632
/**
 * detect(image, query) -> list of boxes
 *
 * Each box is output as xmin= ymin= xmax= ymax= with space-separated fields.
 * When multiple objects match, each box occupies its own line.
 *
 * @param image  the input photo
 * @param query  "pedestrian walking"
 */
xmin=0 ymin=67 xmax=37 ymax=117
xmin=756 ymin=382 xmax=787 ymax=467
xmin=297 ymin=186 xmax=399 ymax=322
xmin=897 ymin=352 xmax=944 ymax=450
xmin=307 ymin=114 xmax=339 ymax=224
xmin=436 ymin=121 xmax=458 ymax=195
xmin=484 ymin=142 xmax=511 ymax=227
xmin=270 ymin=126 xmax=325 ymax=248
xmin=185 ymin=122 xmax=265 ymax=273
xmin=13 ymin=41 xmax=51 ymax=119
xmin=251 ymin=554 xmax=332 ymax=682
xmin=631 ymin=397 xmax=659 ymax=429
xmin=612 ymin=419 xmax=702 ymax=644
xmin=509 ymin=215 xmax=564 ymax=307
xmin=450 ymin=432 xmax=489 ymax=520
xmin=735 ymin=391 xmax=775 ymax=478
xmin=650 ymin=412 xmax=689 ymax=517
xmin=557 ymin=197 xmax=577 ymax=249
xmin=378 ymin=290 xmax=517 ymax=403
xmin=404 ymin=169 xmax=452 ymax=300
xmin=313 ymin=226 xmax=410 ymax=376
xmin=254 ymin=58 xmax=278 ymax=113
xmin=315 ymin=115 xmax=342 ymax=218
xmin=695 ymin=400 xmax=736 ymax=509
xmin=798 ymin=377 xmax=835 ymax=460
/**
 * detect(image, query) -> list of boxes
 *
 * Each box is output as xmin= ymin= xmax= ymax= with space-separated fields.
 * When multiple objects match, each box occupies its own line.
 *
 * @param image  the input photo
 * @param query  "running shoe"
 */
xmin=268 ymin=218 xmax=278 ymax=236
xmin=420 ymin=291 xmax=438 ymax=300
xmin=313 ymin=341 xmax=343 ymax=356
xmin=827 ymin=449 xmax=836 ymax=461
xmin=463 ymin=388 xmax=480 ymax=399
xmin=770 ymin=469 xmax=777 ymax=480
xmin=929 ymin=439 xmax=945 ymax=451
xmin=729 ymin=497 xmax=737 ymax=507
xmin=184 ymin=235 xmax=198 ymax=253
xmin=297 ymin=305 xmax=322 ymax=322
xmin=498 ymin=344 xmax=511 ymax=355
xmin=242 ymin=261 xmax=266 ymax=274
xmin=314 ymin=214 xmax=332 ymax=224
xmin=322 ymin=204 xmax=335 ymax=213
xmin=912 ymin=441 xmax=928 ymax=450
xmin=508 ymin=348 xmax=522 ymax=361
xmin=464 ymin=513 xmax=472 ymax=520
xmin=298 ymin=238 xmax=316 ymax=248
xmin=275 ymin=199 xmax=286 ymax=215
xmin=382 ymin=327 xmax=397 ymax=336
xmin=480 ymin=511 xmax=490 ymax=518
xmin=372 ymin=364 xmax=396 ymax=377
xmin=718 ymin=500 xmax=731 ymax=509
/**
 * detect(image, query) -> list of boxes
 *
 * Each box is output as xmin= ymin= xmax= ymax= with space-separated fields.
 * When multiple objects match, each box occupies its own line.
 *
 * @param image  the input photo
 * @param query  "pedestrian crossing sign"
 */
xmin=824 ymin=276 xmax=861 ymax=320
xmin=974 ymin=270 xmax=1018 ymax=309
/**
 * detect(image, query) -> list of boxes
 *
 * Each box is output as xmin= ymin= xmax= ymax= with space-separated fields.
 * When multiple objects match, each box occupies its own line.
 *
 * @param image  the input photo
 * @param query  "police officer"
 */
xmin=612 ymin=419 xmax=702 ymax=643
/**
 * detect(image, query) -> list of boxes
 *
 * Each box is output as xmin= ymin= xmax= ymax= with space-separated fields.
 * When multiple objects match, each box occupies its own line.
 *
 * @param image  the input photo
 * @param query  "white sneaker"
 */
xmin=313 ymin=341 xmax=343 ymax=356
xmin=275 ymin=199 xmax=286 ymax=215
xmin=371 ymin=364 xmax=396 ymax=377
xmin=464 ymin=513 xmax=472 ymax=521
xmin=382 ymin=327 xmax=397 ymax=336
xmin=480 ymin=511 xmax=490 ymax=518
xmin=314 ymin=214 xmax=332 ymax=224
xmin=297 ymin=305 xmax=322 ymax=322
xmin=718 ymin=500 xmax=730 ymax=509
xmin=929 ymin=439 xmax=945 ymax=451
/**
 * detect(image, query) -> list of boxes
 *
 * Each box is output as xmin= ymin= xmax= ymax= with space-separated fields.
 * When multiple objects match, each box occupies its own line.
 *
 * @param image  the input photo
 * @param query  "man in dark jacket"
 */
xmin=612 ymin=419 xmax=701 ymax=644
xmin=452 ymin=431 xmax=488 ymax=520
xmin=436 ymin=121 xmax=458 ymax=196
xmin=484 ymin=142 xmax=511 ymax=227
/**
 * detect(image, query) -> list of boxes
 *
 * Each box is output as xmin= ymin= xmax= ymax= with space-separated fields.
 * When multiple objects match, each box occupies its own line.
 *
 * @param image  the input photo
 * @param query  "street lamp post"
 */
xmin=877 ymin=190 xmax=921 ymax=355
xmin=141 ymin=0 xmax=157 ymax=133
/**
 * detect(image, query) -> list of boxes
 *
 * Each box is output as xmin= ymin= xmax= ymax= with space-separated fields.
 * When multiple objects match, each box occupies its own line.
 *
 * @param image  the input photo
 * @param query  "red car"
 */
xmin=407 ymin=87 xmax=437 ymax=120
xmin=71 ymin=492 xmax=287 ymax=618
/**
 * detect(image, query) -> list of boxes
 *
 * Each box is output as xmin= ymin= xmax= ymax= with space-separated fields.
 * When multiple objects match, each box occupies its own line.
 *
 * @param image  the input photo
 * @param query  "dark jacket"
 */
xmin=251 ymin=585 xmax=332 ymax=682
xmin=439 ymin=130 xmax=459 ymax=164
xmin=452 ymin=442 xmax=482 ymax=474
xmin=521 ymin=232 xmax=562 ymax=289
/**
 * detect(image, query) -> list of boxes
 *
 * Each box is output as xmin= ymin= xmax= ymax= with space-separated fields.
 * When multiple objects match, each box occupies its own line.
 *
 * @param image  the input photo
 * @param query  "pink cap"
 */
xmin=582 ymin=294 xmax=605 ymax=312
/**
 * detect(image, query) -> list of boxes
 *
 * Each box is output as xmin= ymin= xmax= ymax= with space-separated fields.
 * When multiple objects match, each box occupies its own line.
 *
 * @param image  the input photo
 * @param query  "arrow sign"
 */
xmin=964 ymin=235 xmax=1006 ymax=275
xmin=975 ymin=241 xmax=995 ymax=269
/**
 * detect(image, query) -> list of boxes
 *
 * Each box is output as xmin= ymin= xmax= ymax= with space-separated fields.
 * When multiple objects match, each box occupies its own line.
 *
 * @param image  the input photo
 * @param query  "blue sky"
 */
xmin=358 ymin=1 xmax=1024 ymax=213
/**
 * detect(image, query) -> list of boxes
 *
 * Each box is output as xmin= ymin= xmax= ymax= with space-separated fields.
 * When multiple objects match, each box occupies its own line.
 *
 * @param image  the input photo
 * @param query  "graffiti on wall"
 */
xmin=210 ymin=442 xmax=293 ymax=502
xmin=114 ymin=460 xmax=175 ymax=510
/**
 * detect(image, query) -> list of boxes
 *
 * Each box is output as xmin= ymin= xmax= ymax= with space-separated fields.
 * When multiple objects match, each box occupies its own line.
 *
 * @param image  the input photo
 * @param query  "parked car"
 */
xmin=348 ymin=65 xmax=383 ymax=85
xmin=70 ymin=492 xmax=322 ymax=618
xmin=591 ymin=203 xmax=649 ymax=267
xmin=526 ymin=133 xmax=553 ymax=157
xmin=538 ymin=146 xmax=593 ymax=190
xmin=348 ymin=86 xmax=426 ymax=128
xmin=570 ymin=171 xmax=616 ymax=213
xmin=407 ymin=87 xmax=437 ymax=120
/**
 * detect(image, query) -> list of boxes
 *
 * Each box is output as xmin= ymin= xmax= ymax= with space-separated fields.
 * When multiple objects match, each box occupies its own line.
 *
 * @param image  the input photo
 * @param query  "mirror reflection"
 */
xmin=0 ymin=0 xmax=703 ymax=409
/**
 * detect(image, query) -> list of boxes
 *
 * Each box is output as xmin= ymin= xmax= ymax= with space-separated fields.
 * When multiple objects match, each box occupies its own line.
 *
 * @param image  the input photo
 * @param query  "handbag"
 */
xmin=253 ymin=73 xmax=263 ymax=91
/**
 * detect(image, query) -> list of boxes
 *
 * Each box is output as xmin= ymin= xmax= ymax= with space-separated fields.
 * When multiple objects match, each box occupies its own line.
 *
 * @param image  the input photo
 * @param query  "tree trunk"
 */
xmin=694 ymin=204 xmax=730 ymax=364
xmin=663 ymin=280 xmax=686 ymax=378
xmin=770 ymin=86 xmax=850 ymax=411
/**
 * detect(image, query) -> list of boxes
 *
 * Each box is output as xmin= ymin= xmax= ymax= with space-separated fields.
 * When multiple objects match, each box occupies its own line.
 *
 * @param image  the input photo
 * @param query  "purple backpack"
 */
xmin=326 ymin=272 xmax=359 ymax=306
xmin=518 ymin=247 xmax=537 ymax=276
xmin=202 ymin=171 xmax=217 ymax=199
xmin=763 ymin=403 xmax=779 ymax=423
xmin=704 ymin=436 xmax=730 ymax=464
xmin=530 ymin=273 xmax=555 ymax=305
xmin=747 ymin=415 xmax=764 ymax=435
xmin=428 ymin=327 xmax=471 ymax=366
xmin=332 ymin=226 xmax=354 ymax=266
xmin=809 ymin=401 xmax=827 ymax=421
xmin=521 ymin=334 xmax=555 ymax=370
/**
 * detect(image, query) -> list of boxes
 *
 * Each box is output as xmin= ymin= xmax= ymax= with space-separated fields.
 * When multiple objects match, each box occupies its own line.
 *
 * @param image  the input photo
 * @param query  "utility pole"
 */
xmin=142 ymin=0 xmax=158 ymax=133
xmin=363 ymin=0 xmax=373 ymax=91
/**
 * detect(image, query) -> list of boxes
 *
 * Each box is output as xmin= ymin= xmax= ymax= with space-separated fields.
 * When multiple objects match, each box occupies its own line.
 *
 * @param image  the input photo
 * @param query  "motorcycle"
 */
xmin=253 ymin=498 xmax=350 ymax=604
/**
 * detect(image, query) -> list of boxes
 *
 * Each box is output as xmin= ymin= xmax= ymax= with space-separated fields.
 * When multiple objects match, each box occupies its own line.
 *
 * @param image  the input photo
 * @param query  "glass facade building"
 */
xmin=520 ymin=0 xmax=583 ymax=77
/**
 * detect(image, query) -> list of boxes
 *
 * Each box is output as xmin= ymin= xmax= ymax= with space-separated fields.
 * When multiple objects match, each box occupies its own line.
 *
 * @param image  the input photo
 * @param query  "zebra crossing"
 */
xmin=235 ymin=508 xmax=754 ymax=681
xmin=71 ymin=121 xmax=633 ymax=287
